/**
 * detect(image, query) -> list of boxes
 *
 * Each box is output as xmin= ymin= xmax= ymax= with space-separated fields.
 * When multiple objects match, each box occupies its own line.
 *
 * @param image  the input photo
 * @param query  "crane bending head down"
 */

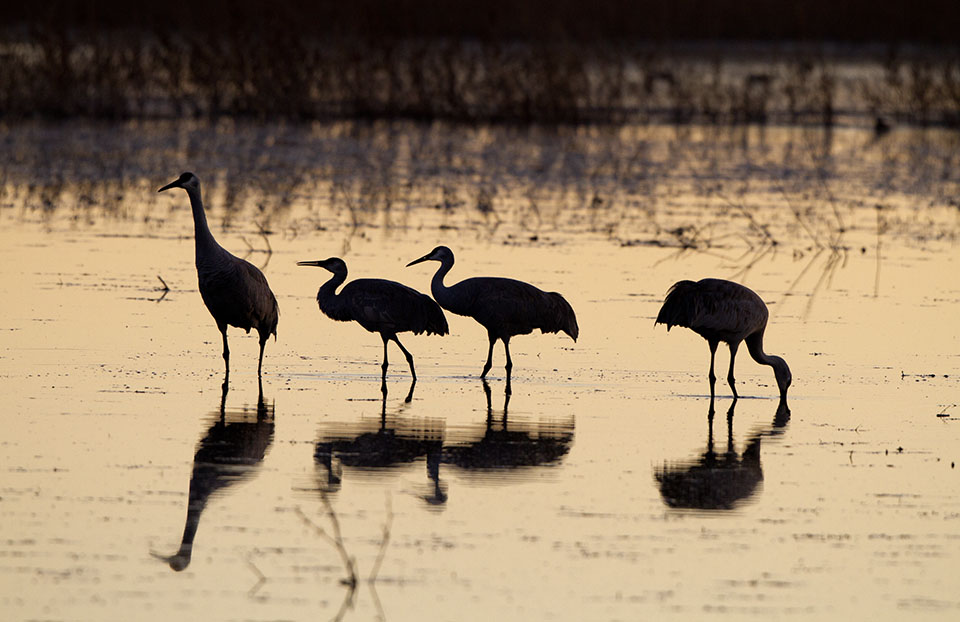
xmin=656 ymin=278 xmax=791 ymax=401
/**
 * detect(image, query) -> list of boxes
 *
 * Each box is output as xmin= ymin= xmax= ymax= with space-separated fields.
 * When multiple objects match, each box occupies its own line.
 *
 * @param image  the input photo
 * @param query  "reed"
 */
xmin=1 ymin=17 xmax=958 ymax=125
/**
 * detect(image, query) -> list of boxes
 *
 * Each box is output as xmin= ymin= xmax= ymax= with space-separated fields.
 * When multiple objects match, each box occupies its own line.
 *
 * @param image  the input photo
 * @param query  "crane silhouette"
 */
xmin=298 ymin=257 xmax=448 ymax=393
xmin=158 ymin=172 xmax=279 ymax=384
xmin=655 ymin=278 xmax=791 ymax=403
xmin=407 ymin=245 xmax=578 ymax=392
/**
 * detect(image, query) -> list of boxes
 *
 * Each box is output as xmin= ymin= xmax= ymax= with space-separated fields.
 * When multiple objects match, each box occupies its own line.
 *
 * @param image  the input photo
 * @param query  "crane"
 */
xmin=407 ymin=245 xmax=578 ymax=390
xmin=655 ymin=278 xmax=791 ymax=402
xmin=158 ymin=172 xmax=279 ymax=383
xmin=298 ymin=257 xmax=448 ymax=391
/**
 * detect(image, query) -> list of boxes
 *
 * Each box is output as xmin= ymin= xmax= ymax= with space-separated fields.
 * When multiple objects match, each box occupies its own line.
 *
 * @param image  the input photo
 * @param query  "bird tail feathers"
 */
xmin=655 ymin=280 xmax=699 ymax=330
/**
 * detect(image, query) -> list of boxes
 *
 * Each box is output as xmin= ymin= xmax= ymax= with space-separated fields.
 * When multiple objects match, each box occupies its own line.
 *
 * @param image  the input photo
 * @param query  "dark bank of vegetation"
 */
xmin=1 ymin=1 xmax=959 ymax=125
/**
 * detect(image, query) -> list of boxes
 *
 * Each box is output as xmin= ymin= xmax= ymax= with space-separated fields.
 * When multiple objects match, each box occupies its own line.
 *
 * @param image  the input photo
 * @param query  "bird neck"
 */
xmin=429 ymin=257 xmax=455 ymax=306
xmin=316 ymin=270 xmax=348 ymax=319
xmin=746 ymin=331 xmax=791 ymax=397
xmin=746 ymin=331 xmax=778 ymax=369
xmin=185 ymin=185 xmax=219 ymax=259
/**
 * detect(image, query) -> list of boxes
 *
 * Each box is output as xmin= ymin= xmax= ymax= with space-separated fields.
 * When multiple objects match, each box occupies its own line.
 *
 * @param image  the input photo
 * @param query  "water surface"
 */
xmin=1 ymin=120 xmax=958 ymax=620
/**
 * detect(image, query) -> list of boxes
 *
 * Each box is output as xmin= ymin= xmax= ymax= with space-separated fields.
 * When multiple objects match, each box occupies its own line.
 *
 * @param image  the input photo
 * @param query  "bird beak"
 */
xmin=157 ymin=180 xmax=181 ymax=193
xmin=297 ymin=260 xmax=324 ymax=267
xmin=406 ymin=253 xmax=431 ymax=267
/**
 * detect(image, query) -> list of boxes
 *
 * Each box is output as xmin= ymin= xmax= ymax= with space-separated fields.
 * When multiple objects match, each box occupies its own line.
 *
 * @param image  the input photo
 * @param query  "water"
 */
xmin=1 ymin=120 xmax=959 ymax=620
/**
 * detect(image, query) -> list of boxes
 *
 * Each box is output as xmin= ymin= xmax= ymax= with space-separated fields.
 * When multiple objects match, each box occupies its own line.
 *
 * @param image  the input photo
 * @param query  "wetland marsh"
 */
xmin=1 ymin=119 xmax=958 ymax=620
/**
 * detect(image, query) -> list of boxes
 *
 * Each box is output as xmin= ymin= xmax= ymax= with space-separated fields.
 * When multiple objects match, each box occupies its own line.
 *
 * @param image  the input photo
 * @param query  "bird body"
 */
xmin=407 ymin=246 xmax=578 ymax=388
xmin=436 ymin=275 xmax=577 ymax=341
xmin=656 ymin=278 xmax=791 ymax=401
xmin=159 ymin=172 xmax=279 ymax=380
xmin=298 ymin=257 xmax=447 ymax=389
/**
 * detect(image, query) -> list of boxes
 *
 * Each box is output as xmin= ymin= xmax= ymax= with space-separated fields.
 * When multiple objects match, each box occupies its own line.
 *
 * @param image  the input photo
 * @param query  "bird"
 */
xmin=655 ymin=278 xmax=791 ymax=402
xmin=158 ymin=172 xmax=279 ymax=382
xmin=297 ymin=257 xmax=448 ymax=391
xmin=406 ymin=245 xmax=578 ymax=390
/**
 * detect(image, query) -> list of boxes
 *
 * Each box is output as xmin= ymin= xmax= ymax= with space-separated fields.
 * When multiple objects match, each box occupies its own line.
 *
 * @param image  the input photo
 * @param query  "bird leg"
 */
xmin=219 ymin=324 xmax=230 ymax=391
xmin=403 ymin=378 xmax=416 ymax=403
xmin=727 ymin=341 xmax=740 ymax=400
xmin=503 ymin=337 xmax=513 ymax=396
xmin=220 ymin=325 xmax=230 ymax=365
xmin=380 ymin=335 xmax=391 ymax=390
xmin=481 ymin=332 xmax=497 ymax=378
xmin=393 ymin=336 xmax=417 ymax=382
xmin=707 ymin=339 xmax=719 ymax=399
xmin=257 ymin=334 xmax=268 ymax=379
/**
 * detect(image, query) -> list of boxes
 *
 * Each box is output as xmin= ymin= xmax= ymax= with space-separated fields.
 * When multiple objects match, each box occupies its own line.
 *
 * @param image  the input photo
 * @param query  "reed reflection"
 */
xmin=153 ymin=385 xmax=274 ymax=571
xmin=654 ymin=399 xmax=789 ymax=511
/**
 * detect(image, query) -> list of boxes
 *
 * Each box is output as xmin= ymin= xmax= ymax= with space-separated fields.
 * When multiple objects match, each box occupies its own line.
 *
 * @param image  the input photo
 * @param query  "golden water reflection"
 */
xmin=1 ymin=119 xmax=958 ymax=620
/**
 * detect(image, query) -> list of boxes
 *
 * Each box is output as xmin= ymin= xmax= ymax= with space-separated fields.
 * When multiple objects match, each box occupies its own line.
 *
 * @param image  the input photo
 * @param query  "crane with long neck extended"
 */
xmin=407 ymin=245 xmax=578 ymax=392
xmin=298 ymin=257 xmax=448 ymax=393
xmin=158 ymin=172 xmax=279 ymax=384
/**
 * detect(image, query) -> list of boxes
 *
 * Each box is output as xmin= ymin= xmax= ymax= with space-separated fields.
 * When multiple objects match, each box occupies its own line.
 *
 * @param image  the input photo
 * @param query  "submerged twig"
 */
xmin=296 ymin=489 xmax=394 ymax=621
xmin=295 ymin=502 xmax=358 ymax=589
xmin=779 ymin=187 xmax=824 ymax=249
xmin=368 ymin=495 xmax=394 ymax=583
xmin=151 ymin=275 xmax=171 ymax=303
xmin=715 ymin=191 xmax=778 ymax=248
xmin=245 ymin=551 xmax=267 ymax=597
xmin=255 ymin=221 xmax=273 ymax=255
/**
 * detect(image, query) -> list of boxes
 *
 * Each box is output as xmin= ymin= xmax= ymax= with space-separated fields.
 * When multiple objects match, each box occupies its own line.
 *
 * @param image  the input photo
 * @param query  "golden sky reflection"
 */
xmin=1 ymin=122 xmax=958 ymax=620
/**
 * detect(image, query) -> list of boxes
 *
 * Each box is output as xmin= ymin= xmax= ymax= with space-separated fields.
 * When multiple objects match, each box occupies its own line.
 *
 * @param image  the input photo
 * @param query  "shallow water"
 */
xmin=1 ymin=120 xmax=959 ymax=620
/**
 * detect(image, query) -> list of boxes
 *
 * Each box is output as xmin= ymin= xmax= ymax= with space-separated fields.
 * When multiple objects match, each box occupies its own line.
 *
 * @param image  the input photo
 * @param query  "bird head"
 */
xmin=406 ymin=245 xmax=452 ymax=267
xmin=297 ymin=257 xmax=347 ymax=274
xmin=773 ymin=356 xmax=792 ymax=399
xmin=158 ymin=172 xmax=200 ymax=194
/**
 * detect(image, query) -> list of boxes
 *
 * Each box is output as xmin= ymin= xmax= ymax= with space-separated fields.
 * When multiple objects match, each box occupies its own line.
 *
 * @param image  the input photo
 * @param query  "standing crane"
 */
xmin=655 ymin=278 xmax=791 ymax=402
xmin=298 ymin=257 xmax=448 ymax=392
xmin=158 ymin=172 xmax=279 ymax=384
xmin=406 ymin=246 xmax=578 ymax=391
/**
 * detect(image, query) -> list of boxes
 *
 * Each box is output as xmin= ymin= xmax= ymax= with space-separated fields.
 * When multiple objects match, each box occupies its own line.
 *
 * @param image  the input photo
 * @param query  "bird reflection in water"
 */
xmin=655 ymin=399 xmax=789 ymax=511
xmin=440 ymin=380 xmax=574 ymax=471
xmin=312 ymin=381 xmax=575 ymax=508
xmin=313 ymin=380 xmax=444 ymax=495
xmin=153 ymin=383 xmax=275 ymax=571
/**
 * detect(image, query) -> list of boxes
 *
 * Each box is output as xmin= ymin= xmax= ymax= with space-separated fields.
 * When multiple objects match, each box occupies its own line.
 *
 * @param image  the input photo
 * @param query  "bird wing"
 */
xmin=198 ymin=256 xmax=278 ymax=336
xmin=457 ymin=277 xmax=574 ymax=338
xmin=342 ymin=279 xmax=447 ymax=335
xmin=689 ymin=279 xmax=767 ymax=339
xmin=658 ymin=278 xmax=767 ymax=341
